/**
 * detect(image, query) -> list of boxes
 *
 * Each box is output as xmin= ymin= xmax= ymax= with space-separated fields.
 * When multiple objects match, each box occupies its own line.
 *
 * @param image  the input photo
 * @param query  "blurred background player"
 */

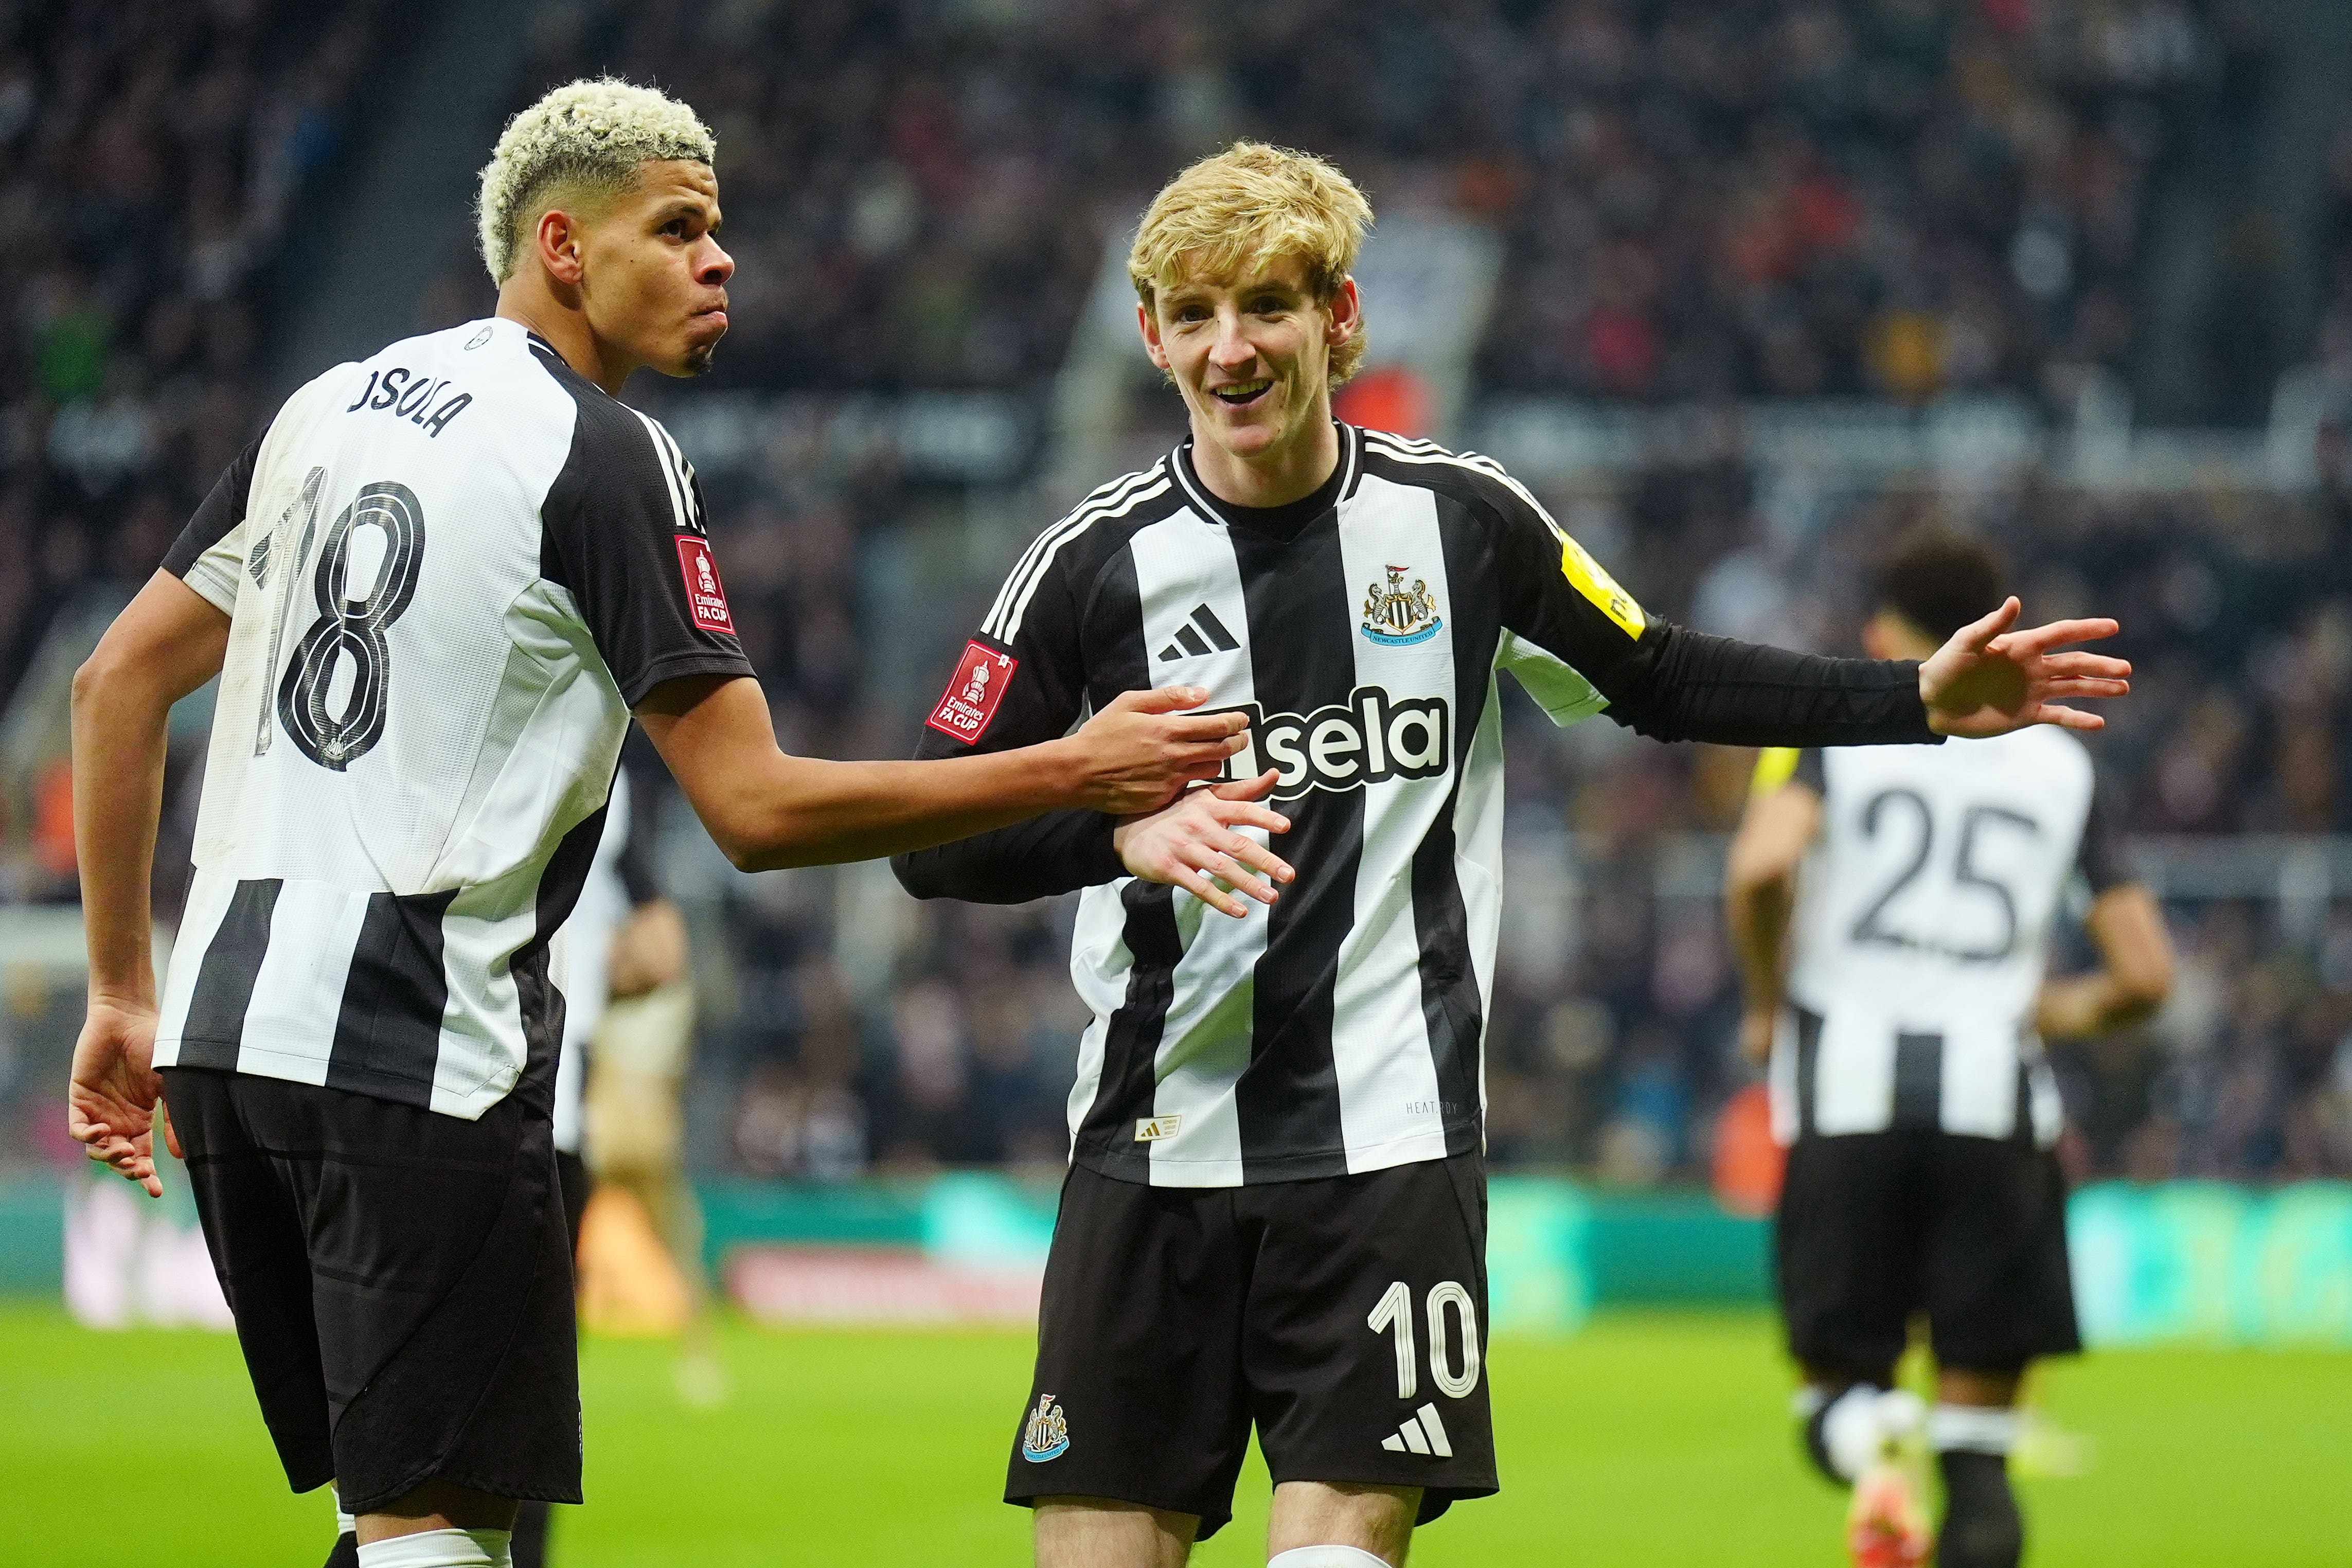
xmin=896 ymin=145 xmax=2131 ymax=1568
xmin=576 ymin=743 xmax=728 ymax=1404
xmin=513 ymin=743 xmax=709 ymax=1567
xmin=65 ymin=76 xmax=1256 ymax=1568
xmin=1725 ymin=529 xmax=2176 ymax=1568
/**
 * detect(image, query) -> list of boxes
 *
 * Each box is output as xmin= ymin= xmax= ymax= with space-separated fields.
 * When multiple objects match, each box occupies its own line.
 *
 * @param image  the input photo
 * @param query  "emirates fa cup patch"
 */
xmin=675 ymin=537 xmax=734 ymax=633
xmin=926 ymin=641 xmax=1016 ymax=744
xmin=1021 ymin=1393 xmax=1070 ymax=1462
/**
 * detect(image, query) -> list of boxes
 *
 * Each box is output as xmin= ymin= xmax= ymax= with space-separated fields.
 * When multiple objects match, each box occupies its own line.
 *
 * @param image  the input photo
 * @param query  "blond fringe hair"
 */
xmin=1128 ymin=142 xmax=1374 ymax=385
xmin=476 ymin=78 xmax=716 ymax=283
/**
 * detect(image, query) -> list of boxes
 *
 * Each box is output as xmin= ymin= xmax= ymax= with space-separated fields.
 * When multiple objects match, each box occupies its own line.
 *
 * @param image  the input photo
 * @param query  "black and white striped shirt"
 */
xmin=897 ymin=424 xmax=1939 ymax=1186
xmin=152 ymin=318 xmax=750 ymax=1119
xmin=1759 ymin=731 xmax=2130 ymax=1148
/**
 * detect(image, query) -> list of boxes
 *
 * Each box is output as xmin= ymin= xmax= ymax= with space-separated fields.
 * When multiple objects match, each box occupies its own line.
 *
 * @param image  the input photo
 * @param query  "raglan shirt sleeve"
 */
xmin=890 ymin=539 xmax=1123 ymax=904
xmin=1479 ymin=471 xmax=1938 ymax=749
xmin=160 ymin=436 xmax=262 ymax=613
xmin=540 ymin=405 xmax=754 ymax=707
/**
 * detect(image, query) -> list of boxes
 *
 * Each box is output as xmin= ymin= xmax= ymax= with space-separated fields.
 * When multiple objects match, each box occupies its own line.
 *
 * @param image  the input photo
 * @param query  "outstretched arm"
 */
xmin=639 ymin=675 xmax=1245 ymax=872
xmin=68 ymin=571 xmax=230 ymax=1196
xmin=1470 ymin=466 xmax=2128 ymax=746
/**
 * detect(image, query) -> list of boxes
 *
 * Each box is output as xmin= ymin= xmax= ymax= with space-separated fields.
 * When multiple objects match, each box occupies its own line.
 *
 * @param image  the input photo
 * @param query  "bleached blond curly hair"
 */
xmin=476 ymin=78 xmax=716 ymax=282
xmin=1128 ymin=142 xmax=1374 ymax=384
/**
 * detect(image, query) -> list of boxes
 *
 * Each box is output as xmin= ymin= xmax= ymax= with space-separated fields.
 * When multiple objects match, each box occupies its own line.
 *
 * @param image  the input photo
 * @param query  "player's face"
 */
xmin=579 ymin=160 xmax=734 ymax=378
xmin=1142 ymin=254 xmax=1360 ymax=469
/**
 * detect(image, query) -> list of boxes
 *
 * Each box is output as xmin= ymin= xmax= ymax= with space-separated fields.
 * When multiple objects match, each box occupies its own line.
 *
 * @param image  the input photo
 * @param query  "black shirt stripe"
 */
xmin=1230 ymin=478 xmax=1357 ymax=1181
xmin=327 ymin=888 xmax=461 ymax=1106
xmin=176 ymin=878 xmax=283 ymax=1070
xmin=1413 ymin=493 xmax=1508 ymax=1158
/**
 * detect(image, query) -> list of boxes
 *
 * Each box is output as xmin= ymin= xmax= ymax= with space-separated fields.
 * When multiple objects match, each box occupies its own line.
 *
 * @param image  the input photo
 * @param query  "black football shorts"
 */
xmin=1006 ymin=1153 xmax=1497 ymax=1540
xmin=163 ymin=1065 xmax=581 ymax=1514
xmin=1775 ymin=1129 xmax=2081 ymax=1380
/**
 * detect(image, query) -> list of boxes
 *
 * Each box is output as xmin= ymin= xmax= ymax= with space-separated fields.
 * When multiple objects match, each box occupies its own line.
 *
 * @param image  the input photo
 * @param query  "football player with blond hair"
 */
xmin=67 ymin=79 xmax=1251 ymax=1568
xmin=895 ymin=141 xmax=2133 ymax=1568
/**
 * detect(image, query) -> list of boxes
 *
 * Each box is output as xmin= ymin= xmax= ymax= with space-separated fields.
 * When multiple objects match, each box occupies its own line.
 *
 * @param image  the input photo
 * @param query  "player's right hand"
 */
xmin=1069 ymin=686 xmax=1253 ymax=815
xmin=1737 ymin=1005 xmax=1776 ymax=1067
xmin=66 ymin=997 xmax=174 ymax=1198
xmin=1114 ymin=770 xmax=1294 ymax=918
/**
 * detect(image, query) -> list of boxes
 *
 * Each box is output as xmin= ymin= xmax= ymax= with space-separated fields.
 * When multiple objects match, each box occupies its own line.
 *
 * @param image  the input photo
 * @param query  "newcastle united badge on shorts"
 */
xmin=1021 ymin=1392 xmax=1070 ymax=1461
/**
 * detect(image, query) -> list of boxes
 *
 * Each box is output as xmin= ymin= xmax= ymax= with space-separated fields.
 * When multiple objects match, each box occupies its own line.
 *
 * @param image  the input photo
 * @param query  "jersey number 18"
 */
xmin=258 ymin=474 xmax=427 ymax=772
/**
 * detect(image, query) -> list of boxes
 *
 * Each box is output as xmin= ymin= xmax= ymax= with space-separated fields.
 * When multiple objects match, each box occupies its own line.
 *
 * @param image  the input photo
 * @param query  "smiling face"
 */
xmin=1140 ymin=252 xmax=1361 ymax=482
xmin=571 ymin=159 xmax=734 ymax=379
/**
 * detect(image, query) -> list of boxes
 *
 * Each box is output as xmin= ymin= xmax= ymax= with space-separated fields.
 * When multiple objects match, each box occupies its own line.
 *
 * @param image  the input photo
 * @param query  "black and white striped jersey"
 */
xmin=896 ymin=423 xmax=1941 ymax=1187
xmin=1757 ymin=730 xmax=2130 ymax=1149
xmin=152 ymin=317 xmax=750 ymax=1120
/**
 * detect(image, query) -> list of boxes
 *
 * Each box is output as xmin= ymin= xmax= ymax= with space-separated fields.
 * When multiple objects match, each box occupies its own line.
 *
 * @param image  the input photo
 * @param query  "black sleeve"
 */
xmin=1484 ymin=474 xmax=1937 ymax=749
xmin=2076 ymin=770 xmax=2132 ymax=895
xmin=890 ymin=533 xmax=1121 ymax=904
xmin=539 ymin=395 xmax=754 ymax=707
xmin=1594 ymin=625 xmax=1937 ymax=747
xmin=615 ymin=734 xmax=667 ymax=906
xmin=161 ymin=436 xmax=261 ymax=587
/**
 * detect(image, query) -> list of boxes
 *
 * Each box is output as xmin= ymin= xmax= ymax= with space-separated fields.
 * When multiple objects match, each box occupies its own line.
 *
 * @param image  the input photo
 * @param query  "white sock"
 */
xmin=1876 ymin=1387 xmax=1927 ymax=1444
xmin=1268 ymin=1547 xmax=1394 ymax=1568
xmin=354 ymin=1528 xmax=511 ymax=1568
xmin=1929 ymin=1403 xmax=2021 ymax=1456
xmin=1817 ymin=1384 xmax=1886 ymax=1482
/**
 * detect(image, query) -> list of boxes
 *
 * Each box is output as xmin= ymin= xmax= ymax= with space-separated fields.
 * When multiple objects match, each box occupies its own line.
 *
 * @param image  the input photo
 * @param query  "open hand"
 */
xmin=1919 ymin=598 xmax=2130 ymax=737
xmin=1114 ymin=770 xmax=1294 ymax=918
xmin=1069 ymin=687 xmax=1252 ymax=815
xmin=67 ymin=997 xmax=176 ymax=1198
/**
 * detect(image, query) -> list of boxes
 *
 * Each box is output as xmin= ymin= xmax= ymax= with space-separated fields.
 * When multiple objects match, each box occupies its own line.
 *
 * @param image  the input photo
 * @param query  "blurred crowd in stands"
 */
xmin=8 ymin=0 xmax=2352 ymax=1192
xmin=0 ymin=0 xmax=397 ymax=881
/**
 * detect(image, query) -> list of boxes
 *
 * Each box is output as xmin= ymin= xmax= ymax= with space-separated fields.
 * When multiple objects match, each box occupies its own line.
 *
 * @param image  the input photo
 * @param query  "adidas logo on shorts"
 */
xmin=1381 ymin=1402 xmax=1454 ymax=1457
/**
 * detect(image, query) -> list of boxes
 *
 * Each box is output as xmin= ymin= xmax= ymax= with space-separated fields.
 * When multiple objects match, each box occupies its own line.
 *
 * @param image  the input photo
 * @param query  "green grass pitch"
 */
xmin=3 ymin=1303 xmax=2345 ymax=1564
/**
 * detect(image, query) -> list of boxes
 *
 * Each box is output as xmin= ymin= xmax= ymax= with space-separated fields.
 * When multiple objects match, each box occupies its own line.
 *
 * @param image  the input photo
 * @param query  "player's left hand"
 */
xmin=1918 ymin=597 xmax=2130 ymax=737
xmin=66 ymin=997 xmax=176 ymax=1198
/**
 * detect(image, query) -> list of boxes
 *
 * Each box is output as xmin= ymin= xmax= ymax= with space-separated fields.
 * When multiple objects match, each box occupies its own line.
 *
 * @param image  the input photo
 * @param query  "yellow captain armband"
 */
xmin=1560 ymin=534 xmax=1646 ymax=639
xmin=1751 ymin=746 xmax=1802 ymax=796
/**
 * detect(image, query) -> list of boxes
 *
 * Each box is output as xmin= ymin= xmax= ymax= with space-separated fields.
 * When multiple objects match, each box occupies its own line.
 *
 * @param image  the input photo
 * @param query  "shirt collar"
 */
xmin=1170 ymin=422 xmax=1362 ymax=537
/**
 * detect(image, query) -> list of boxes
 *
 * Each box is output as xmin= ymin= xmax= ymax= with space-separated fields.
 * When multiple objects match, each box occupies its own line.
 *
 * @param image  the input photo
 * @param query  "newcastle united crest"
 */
xmin=1021 ymin=1392 xmax=1070 ymax=1461
xmin=1362 ymin=565 xmax=1442 ymax=647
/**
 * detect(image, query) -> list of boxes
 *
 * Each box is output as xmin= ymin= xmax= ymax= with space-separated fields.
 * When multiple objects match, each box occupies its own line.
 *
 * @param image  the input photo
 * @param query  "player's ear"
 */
xmin=1137 ymin=300 xmax=1170 ymax=371
xmin=1324 ymin=276 xmax=1362 ymax=345
xmin=536 ymin=207 xmax=587 ymax=289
